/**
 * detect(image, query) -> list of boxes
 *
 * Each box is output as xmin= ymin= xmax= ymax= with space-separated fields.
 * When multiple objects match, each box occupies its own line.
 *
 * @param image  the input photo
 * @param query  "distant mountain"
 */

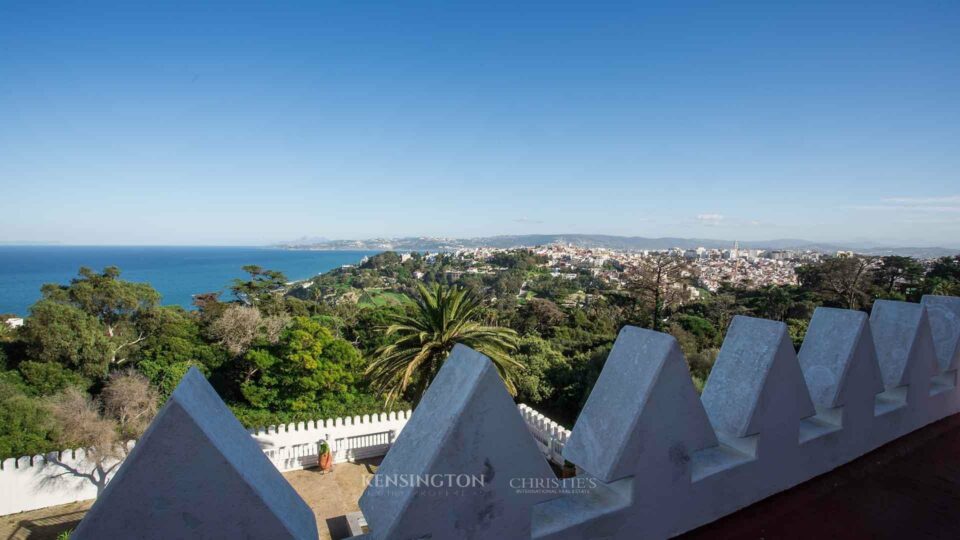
xmin=855 ymin=246 xmax=960 ymax=258
xmin=275 ymin=234 xmax=960 ymax=259
xmin=284 ymin=236 xmax=331 ymax=245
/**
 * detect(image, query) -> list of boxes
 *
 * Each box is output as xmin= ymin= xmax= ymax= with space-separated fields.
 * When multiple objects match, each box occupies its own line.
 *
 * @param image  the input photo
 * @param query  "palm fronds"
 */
xmin=366 ymin=283 xmax=520 ymax=406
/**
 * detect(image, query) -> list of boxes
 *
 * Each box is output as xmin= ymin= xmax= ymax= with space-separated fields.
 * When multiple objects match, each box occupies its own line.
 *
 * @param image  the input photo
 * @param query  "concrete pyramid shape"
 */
xmin=798 ymin=308 xmax=884 ymax=409
xmin=870 ymin=300 xmax=939 ymax=389
xmin=358 ymin=344 xmax=556 ymax=540
xmin=563 ymin=326 xmax=718 ymax=483
xmin=73 ymin=368 xmax=317 ymax=540
xmin=702 ymin=316 xmax=816 ymax=438
xmin=920 ymin=295 xmax=960 ymax=372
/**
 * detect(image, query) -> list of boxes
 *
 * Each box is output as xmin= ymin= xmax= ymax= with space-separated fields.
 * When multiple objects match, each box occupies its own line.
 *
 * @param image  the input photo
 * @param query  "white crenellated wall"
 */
xmin=0 ymin=404 xmax=567 ymax=516
xmin=250 ymin=410 xmax=412 ymax=472
xmin=517 ymin=404 xmax=570 ymax=466
xmin=0 ymin=411 xmax=414 ymax=516
xmin=360 ymin=295 xmax=960 ymax=539
xmin=0 ymin=447 xmax=128 ymax=518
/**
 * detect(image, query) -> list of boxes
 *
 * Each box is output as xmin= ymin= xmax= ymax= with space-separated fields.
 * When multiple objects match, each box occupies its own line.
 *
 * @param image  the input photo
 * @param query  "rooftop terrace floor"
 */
xmin=0 ymin=458 xmax=379 ymax=540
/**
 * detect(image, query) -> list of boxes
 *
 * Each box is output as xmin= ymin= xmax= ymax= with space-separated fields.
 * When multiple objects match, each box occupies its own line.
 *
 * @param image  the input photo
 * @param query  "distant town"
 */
xmin=323 ymin=243 xmax=820 ymax=305
xmin=525 ymin=242 xmax=812 ymax=294
xmin=289 ymin=240 xmax=944 ymax=304
xmin=278 ymin=233 xmax=960 ymax=259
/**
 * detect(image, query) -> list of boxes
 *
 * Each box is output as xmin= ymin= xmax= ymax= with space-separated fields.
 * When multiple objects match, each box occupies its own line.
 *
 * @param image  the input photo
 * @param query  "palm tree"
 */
xmin=366 ymin=282 xmax=521 ymax=406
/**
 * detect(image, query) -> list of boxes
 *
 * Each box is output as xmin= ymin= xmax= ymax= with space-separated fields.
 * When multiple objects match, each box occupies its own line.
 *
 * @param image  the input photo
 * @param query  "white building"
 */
xmin=3 ymin=317 xmax=23 ymax=329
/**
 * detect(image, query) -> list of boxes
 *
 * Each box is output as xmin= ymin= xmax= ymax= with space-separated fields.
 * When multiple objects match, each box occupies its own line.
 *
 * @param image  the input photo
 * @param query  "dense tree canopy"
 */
xmin=0 ymin=377 xmax=57 ymax=457
xmin=3 ymin=251 xmax=960 ymax=458
xmin=20 ymin=301 xmax=113 ymax=377
xmin=240 ymin=316 xmax=367 ymax=413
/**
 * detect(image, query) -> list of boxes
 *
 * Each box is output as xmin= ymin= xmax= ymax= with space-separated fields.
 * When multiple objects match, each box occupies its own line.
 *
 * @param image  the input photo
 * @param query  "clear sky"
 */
xmin=1 ymin=1 xmax=958 ymax=247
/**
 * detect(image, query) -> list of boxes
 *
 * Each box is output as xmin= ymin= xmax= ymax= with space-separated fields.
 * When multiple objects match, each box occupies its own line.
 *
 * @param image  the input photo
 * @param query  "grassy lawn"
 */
xmin=357 ymin=290 xmax=409 ymax=307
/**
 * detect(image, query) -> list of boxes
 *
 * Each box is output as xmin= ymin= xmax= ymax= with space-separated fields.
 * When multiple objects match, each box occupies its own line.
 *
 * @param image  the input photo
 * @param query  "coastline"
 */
xmin=0 ymin=247 xmax=379 ymax=315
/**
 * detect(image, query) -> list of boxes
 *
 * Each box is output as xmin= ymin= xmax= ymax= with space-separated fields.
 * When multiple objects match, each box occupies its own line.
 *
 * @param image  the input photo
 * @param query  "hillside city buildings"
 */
xmin=445 ymin=242 xmax=822 ymax=294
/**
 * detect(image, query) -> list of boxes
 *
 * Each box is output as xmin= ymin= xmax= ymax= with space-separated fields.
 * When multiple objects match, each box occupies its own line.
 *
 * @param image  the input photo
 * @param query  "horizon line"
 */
xmin=2 ymin=234 xmax=959 ymax=251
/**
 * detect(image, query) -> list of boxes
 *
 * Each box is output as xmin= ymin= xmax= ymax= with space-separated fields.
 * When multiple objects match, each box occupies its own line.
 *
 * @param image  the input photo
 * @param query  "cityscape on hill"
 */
xmin=277 ymin=234 xmax=960 ymax=258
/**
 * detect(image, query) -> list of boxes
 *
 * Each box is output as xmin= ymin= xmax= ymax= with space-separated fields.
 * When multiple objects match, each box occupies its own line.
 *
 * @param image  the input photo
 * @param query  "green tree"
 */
xmin=231 ymin=266 xmax=288 ymax=310
xmin=367 ymin=283 xmax=521 ymax=406
xmin=136 ymin=307 xmax=225 ymax=367
xmin=674 ymin=314 xmax=718 ymax=345
xmin=0 ymin=317 xmax=14 ymax=344
xmin=20 ymin=301 xmax=113 ymax=377
xmin=515 ymin=298 xmax=566 ymax=336
xmin=787 ymin=318 xmax=809 ymax=349
xmin=700 ymin=293 xmax=740 ymax=336
xmin=360 ymin=252 xmax=402 ymax=270
xmin=240 ymin=317 xmax=367 ymax=413
xmin=39 ymin=267 xmax=161 ymax=367
xmin=513 ymin=336 xmax=568 ymax=405
xmin=798 ymin=256 xmax=875 ymax=310
xmin=874 ymin=256 xmax=924 ymax=298
xmin=925 ymin=277 xmax=960 ymax=297
xmin=925 ymin=256 xmax=960 ymax=296
xmin=346 ymin=306 xmax=407 ymax=354
xmin=134 ymin=306 xmax=227 ymax=398
xmin=0 ymin=377 xmax=57 ymax=458
xmin=753 ymin=285 xmax=795 ymax=321
xmin=927 ymin=255 xmax=960 ymax=282
xmin=18 ymin=361 xmax=91 ymax=396
xmin=627 ymin=254 xmax=690 ymax=331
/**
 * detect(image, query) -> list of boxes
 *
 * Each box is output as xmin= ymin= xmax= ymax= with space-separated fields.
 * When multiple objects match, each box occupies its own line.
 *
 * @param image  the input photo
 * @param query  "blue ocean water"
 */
xmin=0 ymin=246 xmax=379 ymax=315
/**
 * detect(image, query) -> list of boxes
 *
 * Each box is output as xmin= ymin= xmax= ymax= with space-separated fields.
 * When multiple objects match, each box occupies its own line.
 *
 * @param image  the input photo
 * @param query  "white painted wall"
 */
xmin=0 ymin=450 xmax=120 ymax=518
xmin=0 ymin=405 xmax=568 ymax=516
xmin=518 ymin=404 xmax=570 ymax=466
xmin=2 ymin=317 xmax=23 ymax=329
xmin=253 ymin=410 xmax=412 ymax=472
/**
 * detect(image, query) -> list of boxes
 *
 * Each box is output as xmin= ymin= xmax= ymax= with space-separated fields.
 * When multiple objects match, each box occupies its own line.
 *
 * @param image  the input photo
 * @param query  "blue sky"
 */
xmin=1 ymin=1 xmax=958 ymax=247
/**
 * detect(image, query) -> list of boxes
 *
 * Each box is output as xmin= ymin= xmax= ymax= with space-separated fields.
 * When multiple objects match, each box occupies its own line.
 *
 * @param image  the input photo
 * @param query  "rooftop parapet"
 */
xmin=357 ymin=295 xmax=960 ymax=539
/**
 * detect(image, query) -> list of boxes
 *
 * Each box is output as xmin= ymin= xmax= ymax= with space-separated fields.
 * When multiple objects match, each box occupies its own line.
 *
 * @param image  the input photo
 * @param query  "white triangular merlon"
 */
xmin=359 ymin=345 xmax=556 ymax=540
xmin=870 ymin=300 xmax=938 ymax=390
xmin=702 ymin=316 xmax=815 ymax=439
xmin=798 ymin=307 xmax=884 ymax=410
xmin=921 ymin=295 xmax=960 ymax=372
xmin=562 ymin=326 xmax=717 ymax=483
xmin=72 ymin=368 xmax=317 ymax=540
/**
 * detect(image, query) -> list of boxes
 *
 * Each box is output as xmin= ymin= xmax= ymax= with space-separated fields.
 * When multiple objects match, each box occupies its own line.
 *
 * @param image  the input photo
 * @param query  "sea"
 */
xmin=0 ymin=246 xmax=380 ymax=316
